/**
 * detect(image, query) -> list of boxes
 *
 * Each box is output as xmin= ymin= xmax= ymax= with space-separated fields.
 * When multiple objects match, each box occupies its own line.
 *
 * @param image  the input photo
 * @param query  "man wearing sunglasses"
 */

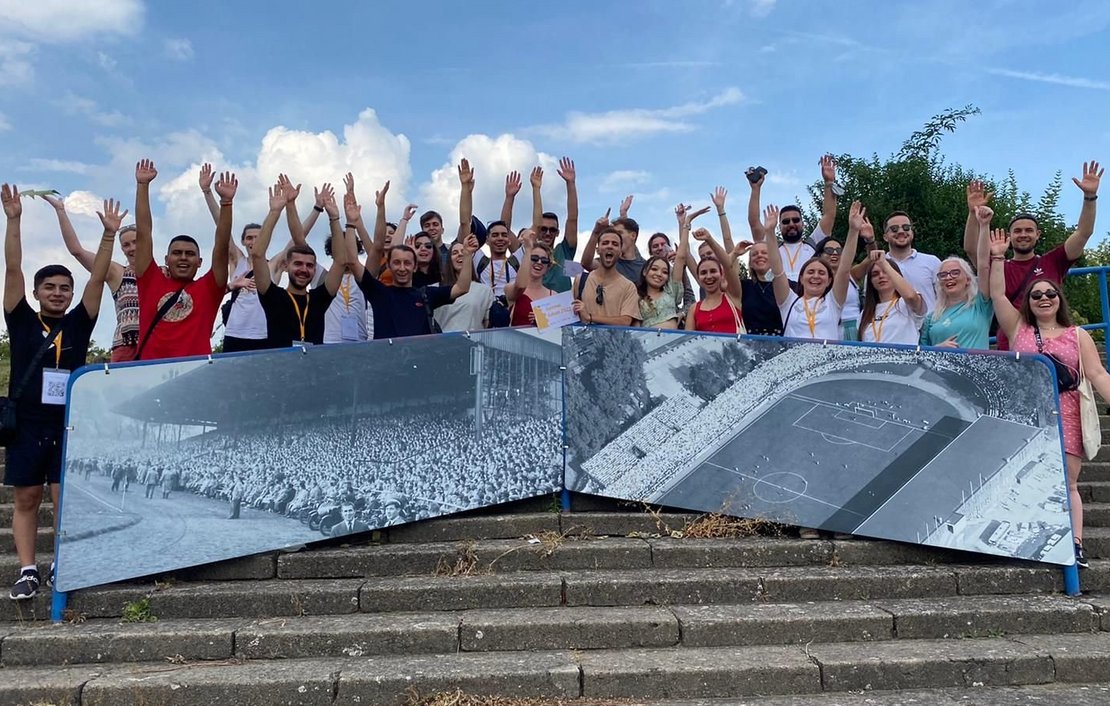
xmin=528 ymin=158 xmax=579 ymax=293
xmin=878 ymin=211 xmax=941 ymax=314
xmin=572 ymin=227 xmax=640 ymax=327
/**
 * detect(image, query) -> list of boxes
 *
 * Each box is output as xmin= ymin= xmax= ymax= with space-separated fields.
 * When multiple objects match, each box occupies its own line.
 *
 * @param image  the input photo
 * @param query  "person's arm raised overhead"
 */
xmin=2 ymin=184 xmax=25 ymax=313
xmin=691 ymin=226 xmax=735 ymax=290
xmin=505 ymin=228 xmax=537 ymax=304
xmin=321 ymin=188 xmax=345 ymax=296
xmin=501 ymin=170 xmax=521 ymax=231
xmin=529 ymin=166 xmax=544 ymax=234
xmin=211 ymin=171 xmax=237 ymax=290
xmin=368 ymin=181 xmax=390 ymax=276
xmin=580 ymin=208 xmax=610 ymax=272
xmin=133 ymin=159 xmax=158 ymax=277
xmin=975 ymin=204 xmax=993 ymax=295
xmin=251 ymin=183 xmax=286 ymax=297
xmin=988 ymin=228 xmax=1022 ymax=342
xmin=817 ymin=155 xmax=838 ymax=237
xmin=963 ymin=180 xmax=991 ymax=269
xmin=1064 ymin=160 xmax=1103 ymax=260
xmin=747 ymin=170 xmax=766 ymax=242
xmin=673 ymin=206 xmax=691 ymax=283
xmin=850 ymin=215 xmax=877 ymax=283
xmin=761 ymin=205 xmax=790 ymax=306
xmin=618 ymin=194 xmax=633 ymax=220
xmin=833 ymin=201 xmax=864 ymax=307
xmin=297 ymin=182 xmax=327 ymax=239
xmin=457 ymin=158 xmax=475 ymax=243
xmin=450 ymin=233 xmax=480 ymax=301
xmin=871 ymin=250 xmax=923 ymax=314
xmin=343 ymin=192 xmax=366 ymax=282
xmin=199 ymin=162 xmax=220 ymax=225
xmin=711 ymin=186 xmax=735 ymax=252
xmin=559 ymin=157 xmax=579 ymax=249
xmin=278 ymin=174 xmax=307 ymax=248
xmin=83 ymin=198 xmax=128 ymax=317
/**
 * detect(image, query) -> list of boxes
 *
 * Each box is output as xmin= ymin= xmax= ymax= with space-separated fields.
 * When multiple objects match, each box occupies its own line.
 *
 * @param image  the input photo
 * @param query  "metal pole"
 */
xmin=1099 ymin=270 xmax=1110 ymax=370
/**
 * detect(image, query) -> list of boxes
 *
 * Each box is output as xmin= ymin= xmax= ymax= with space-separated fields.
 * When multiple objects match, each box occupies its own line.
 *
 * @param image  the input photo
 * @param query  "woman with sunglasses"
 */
xmin=858 ymin=250 xmax=926 ymax=345
xmin=434 ymin=239 xmax=494 ymax=332
xmin=684 ymin=225 xmax=748 ymax=334
xmin=506 ymin=231 xmax=557 ymax=327
xmin=814 ymin=234 xmax=864 ymax=340
xmin=990 ymin=225 xmax=1107 ymax=569
xmin=765 ymin=201 xmax=863 ymax=340
xmin=410 ymin=232 xmax=442 ymax=287
xmin=638 ymin=206 xmax=692 ymax=329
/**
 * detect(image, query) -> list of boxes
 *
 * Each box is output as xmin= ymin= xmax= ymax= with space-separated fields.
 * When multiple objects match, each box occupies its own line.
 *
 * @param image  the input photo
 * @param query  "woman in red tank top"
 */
xmin=506 ymin=234 xmax=554 ymax=327
xmin=684 ymin=226 xmax=748 ymax=334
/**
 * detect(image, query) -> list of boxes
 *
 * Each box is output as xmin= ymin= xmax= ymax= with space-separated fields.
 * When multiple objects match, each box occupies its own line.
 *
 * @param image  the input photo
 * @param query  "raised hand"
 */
xmin=278 ymin=173 xmax=301 ymax=203
xmin=2 ymin=184 xmax=22 ymax=219
xmin=97 ymin=198 xmax=128 ymax=233
xmin=595 ymin=207 xmax=611 ymax=230
xmin=505 ymin=170 xmax=522 ymax=197
xmin=529 ymin=166 xmax=543 ymax=189
xmin=860 ymin=217 xmax=876 ymax=242
xmin=746 ymin=167 xmax=765 ymax=189
xmin=343 ymin=172 xmax=355 ymax=196
xmin=41 ymin=193 xmax=65 ymax=212
xmin=402 ymin=203 xmax=418 ymax=221
xmin=374 ymin=180 xmax=390 ymax=208
xmin=868 ymin=248 xmax=885 ymax=264
xmin=458 ymin=158 xmax=475 ymax=188
xmin=989 ymin=228 xmax=1010 ymax=257
xmin=711 ymin=186 xmax=727 ymax=212
xmin=686 ymin=205 xmax=712 ymax=225
xmin=1073 ymin=160 xmax=1104 ymax=196
xmin=732 ymin=241 xmax=753 ymax=257
xmin=674 ymin=203 xmax=690 ymax=226
xmin=315 ymin=183 xmax=335 ymax=210
xmin=820 ymin=154 xmax=837 ymax=183
xmin=344 ymin=192 xmax=361 ymax=223
xmin=762 ymin=205 xmax=779 ymax=232
xmin=267 ymin=184 xmax=285 ymax=212
xmin=463 ymin=233 xmax=480 ymax=253
xmin=521 ymin=227 xmax=536 ymax=249
xmin=136 ymin=159 xmax=158 ymax=184
xmin=215 ymin=171 xmax=238 ymax=202
xmin=966 ymin=180 xmax=992 ymax=210
xmin=975 ymin=204 xmax=994 ymax=225
xmin=848 ymin=200 xmax=866 ymax=231
xmin=321 ymin=185 xmax=339 ymax=217
xmin=199 ymin=163 xmax=215 ymax=192
xmin=691 ymin=227 xmax=711 ymax=242
xmin=557 ymin=157 xmax=576 ymax=183
xmin=619 ymin=194 xmax=633 ymax=218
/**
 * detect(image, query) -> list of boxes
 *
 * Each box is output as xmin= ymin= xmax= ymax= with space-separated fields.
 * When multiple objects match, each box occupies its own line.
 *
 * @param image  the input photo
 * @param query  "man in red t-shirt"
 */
xmin=132 ymin=158 xmax=234 ymax=360
xmin=963 ymin=161 xmax=1102 ymax=349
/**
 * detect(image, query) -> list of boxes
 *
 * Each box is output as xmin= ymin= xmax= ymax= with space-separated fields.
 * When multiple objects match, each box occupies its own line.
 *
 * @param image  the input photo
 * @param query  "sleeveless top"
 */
xmin=511 ymin=289 xmax=551 ymax=327
xmin=224 ymin=257 xmax=268 ymax=340
xmin=692 ymin=296 xmax=745 ymax=334
xmin=111 ymin=266 xmax=140 ymax=349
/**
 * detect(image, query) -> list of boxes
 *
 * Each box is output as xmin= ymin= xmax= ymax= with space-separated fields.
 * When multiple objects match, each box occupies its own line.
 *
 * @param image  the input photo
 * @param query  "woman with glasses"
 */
xmin=814 ymin=233 xmax=864 ymax=340
xmin=765 ymin=201 xmax=863 ymax=340
xmin=638 ymin=207 xmax=691 ymax=329
xmin=411 ymin=232 xmax=442 ymax=287
xmin=506 ymin=231 xmax=557 ymax=327
xmin=858 ymin=250 xmax=926 ymax=345
xmin=684 ymin=224 xmax=748 ymax=334
xmin=921 ymin=205 xmax=993 ymax=349
xmin=990 ymin=223 xmax=1108 ymax=569
xmin=434 ymin=239 xmax=494 ymax=332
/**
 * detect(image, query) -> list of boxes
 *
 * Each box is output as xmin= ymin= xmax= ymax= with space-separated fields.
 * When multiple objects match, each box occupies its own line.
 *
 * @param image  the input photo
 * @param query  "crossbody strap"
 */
xmin=135 ymin=288 xmax=186 ymax=359
xmin=9 ymin=321 xmax=64 ymax=402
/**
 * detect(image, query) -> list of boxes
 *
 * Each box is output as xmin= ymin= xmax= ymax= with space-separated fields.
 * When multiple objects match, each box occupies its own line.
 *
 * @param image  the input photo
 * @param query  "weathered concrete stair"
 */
xmin=2 ymin=492 xmax=1110 ymax=705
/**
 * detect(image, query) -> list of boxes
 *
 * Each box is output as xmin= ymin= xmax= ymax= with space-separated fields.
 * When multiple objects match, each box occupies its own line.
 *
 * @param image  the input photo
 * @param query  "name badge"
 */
xmin=42 ymin=369 xmax=71 ymax=405
xmin=340 ymin=314 xmax=361 ymax=341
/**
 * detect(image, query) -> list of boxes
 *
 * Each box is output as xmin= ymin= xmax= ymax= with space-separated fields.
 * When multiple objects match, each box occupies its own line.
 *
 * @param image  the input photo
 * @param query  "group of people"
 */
xmin=2 ymin=152 xmax=1107 ymax=599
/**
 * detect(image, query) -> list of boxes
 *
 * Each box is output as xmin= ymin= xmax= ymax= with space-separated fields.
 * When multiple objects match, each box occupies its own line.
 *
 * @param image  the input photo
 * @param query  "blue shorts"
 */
xmin=4 ymin=422 xmax=64 ymax=487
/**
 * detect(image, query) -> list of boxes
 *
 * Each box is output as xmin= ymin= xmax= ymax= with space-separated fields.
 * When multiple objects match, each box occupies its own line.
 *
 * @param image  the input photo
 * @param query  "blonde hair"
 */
xmin=931 ymin=257 xmax=978 ymax=321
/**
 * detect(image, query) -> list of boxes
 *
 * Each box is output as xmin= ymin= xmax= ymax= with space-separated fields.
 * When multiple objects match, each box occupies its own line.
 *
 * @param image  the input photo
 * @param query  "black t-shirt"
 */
xmin=258 ymin=284 xmax=336 ymax=347
xmin=4 ymin=297 xmax=96 ymax=426
xmin=357 ymin=272 xmax=455 ymax=339
xmin=740 ymin=279 xmax=784 ymax=336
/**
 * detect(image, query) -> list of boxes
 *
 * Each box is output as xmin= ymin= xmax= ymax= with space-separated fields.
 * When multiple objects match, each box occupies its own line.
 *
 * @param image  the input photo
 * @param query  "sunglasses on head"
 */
xmin=781 ymin=217 xmax=802 ymax=225
xmin=530 ymin=255 xmax=551 ymax=265
xmin=1029 ymin=289 xmax=1059 ymax=301
xmin=886 ymin=223 xmax=913 ymax=233
xmin=595 ymin=285 xmax=605 ymax=306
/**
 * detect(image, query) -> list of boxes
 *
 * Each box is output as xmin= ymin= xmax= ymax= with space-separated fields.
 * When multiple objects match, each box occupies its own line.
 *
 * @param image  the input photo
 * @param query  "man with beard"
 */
xmin=747 ymin=156 xmax=839 ymax=281
xmin=961 ymin=163 xmax=1102 ymax=348
xmin=866 ymin=211 xmax=942 ymax=315
xmin=526 ymin=159 xmax=579 ymax=293
xmin=573 ymin=225 xmax=640 ymax=326
xmin=252 ymin=181 xmax=345 ymax=347
xmin=133 ymin=159 xmax=234 ymax=360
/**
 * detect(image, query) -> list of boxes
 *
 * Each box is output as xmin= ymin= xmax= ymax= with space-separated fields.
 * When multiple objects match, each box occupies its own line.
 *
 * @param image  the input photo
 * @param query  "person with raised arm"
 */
xmin=133 ymin=159 xmax=232 ymax=360
xmin=581 ymin=194 xmax=646 ymax=283
xmin=920 ymin=205 xmax=994 ymax=349
xmin=506 ymin=228 xmax=556 ymax=327
xmin=528 ymin=157 xmax=580 ymax=293
xmin=411 ymin=232 xmax=442 ymax=287
xmin=4 ymin=185 xmax=123 ymax=599
xmin=43 ymin=192 xmax=142 ymax=361
xmin=252 ymin=181 xmax=344 ymax=348
xmin=857 ymin=249 xmax=926 ymax=345
xmin=638 ymin=204 xmax=691 ymax=330
xmin=768 ymin=200 xmax=861 ymax=340
xmin=573 ymin=222 xmax=640 ymax=327
xmin=469 ymin=160 xmax=524 ymax=327
xmin=435 ymin=237 xmax=494 ymax=332
xmin=966 ymin=162 xmax=1103 ymax=349
xmin=685 ymin=220 xmax=748 ymax=334
xmin=748 ymin=156 xmax=839 ymax=281
xmin=850 ymin=210 xmax=941 ymax=315
xmin=989 ymin=227 xmax=1109 ymax=569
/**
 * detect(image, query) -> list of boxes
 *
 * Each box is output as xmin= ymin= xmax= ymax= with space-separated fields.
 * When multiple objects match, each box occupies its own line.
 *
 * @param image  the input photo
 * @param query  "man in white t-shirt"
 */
xmin=872 ymin=211 xmax=942 ymax=315
xmin=473 ymin=220 xmax=524 ymax=328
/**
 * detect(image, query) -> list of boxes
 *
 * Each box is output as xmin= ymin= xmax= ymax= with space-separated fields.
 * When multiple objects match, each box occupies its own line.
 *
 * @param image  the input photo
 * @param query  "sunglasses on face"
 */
xmin=530 ymin=255 xmax=551 ymax=265
xmin=887 ymin=224 xmax=913 ymax=233
xmin=937 ymin=271 xmax=962 ymax=280
xmin=822 ymin=247 xmax=842 ymax=255
xmin=414 ymin=243 xmax=434 ymax=250
xmin=781 ymin=217 xmax=802 ymax=225
xmin=538 ymin=226 xmax=559 ymax=235
xmin=1029 ymin=289 xmax=1059 ymax=301
xmin=595 ymin=285 xmax=605 ymax=306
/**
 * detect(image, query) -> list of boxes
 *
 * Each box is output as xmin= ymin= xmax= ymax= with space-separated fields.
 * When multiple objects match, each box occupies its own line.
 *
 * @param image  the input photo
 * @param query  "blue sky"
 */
xmin=1 ymin=0 xmax=1109 ymax=345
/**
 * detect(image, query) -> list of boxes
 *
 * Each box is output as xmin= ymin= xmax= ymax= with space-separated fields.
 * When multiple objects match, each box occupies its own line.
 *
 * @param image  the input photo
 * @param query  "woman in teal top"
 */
xmin=638 ymin=211 xmax=690 ymax=329
xmin=920 ymin=256 xmax=993 ymax=349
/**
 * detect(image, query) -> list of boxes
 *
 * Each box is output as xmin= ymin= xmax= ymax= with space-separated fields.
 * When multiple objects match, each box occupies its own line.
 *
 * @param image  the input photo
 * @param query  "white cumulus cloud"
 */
xmin=163 ymin=38 xmax=194 ymax=61
xmin=0 ymin=0 xmax=144 ymax=42
xmin=599 ymin=170 xmax=652 ymax=194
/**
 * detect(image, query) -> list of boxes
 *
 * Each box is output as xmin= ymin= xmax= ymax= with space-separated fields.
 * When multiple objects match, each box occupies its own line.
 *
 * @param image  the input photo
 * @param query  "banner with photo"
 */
xmin=563 ymin=327 xmax=1074 ymax=566
xmin=55 ymin=329 xmax=563 ymax=592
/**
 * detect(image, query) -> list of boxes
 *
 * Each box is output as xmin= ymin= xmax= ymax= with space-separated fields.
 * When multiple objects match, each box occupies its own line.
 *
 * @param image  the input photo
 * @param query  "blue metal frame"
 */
xmin=1067 ymin=266 xmax=1110 ymax=369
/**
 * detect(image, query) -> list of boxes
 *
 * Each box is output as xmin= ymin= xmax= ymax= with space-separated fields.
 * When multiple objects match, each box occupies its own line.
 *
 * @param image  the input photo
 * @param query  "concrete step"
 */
xmin=1083 ymin=526 xmax=1110 ymax=559
xmin=1084 ymin=462 xmax=1110 ymax=483
xmin=1080 ymin=481 xmax=1110 ymax=503
xmin=1086 ymin=502 xmax=1110 ymax=527
xmin=0 ymin=526 xmax=54 ymax=553
xmin=2 ymin=594 xmax=1102 ymax=667
xmin=4 ymin=635 xmax=1110 ymax=705
xmin=0 ymin=502 xmax=54 ymax=526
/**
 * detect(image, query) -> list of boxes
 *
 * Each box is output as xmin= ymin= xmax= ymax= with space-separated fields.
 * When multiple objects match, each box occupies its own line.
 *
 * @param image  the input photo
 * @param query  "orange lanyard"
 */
xmin=783 ymin=243 xmax=805 ymax=271
xmin=339 ymin=278 xmax=352 ymax=310
xmin=870 ymin=297 xmax=899 ymax=342
xmin=801 ymin=296 xmax=819 ymax=337
xmin=286 ymin=290 xmax=309 ymax=341
xmin=38 ymin=314 xmax=62 ymax=368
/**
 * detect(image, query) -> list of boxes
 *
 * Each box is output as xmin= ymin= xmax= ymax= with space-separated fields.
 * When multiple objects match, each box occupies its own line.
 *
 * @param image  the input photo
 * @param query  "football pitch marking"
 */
xmin=705 ymin=461 xmax=867 ymax=516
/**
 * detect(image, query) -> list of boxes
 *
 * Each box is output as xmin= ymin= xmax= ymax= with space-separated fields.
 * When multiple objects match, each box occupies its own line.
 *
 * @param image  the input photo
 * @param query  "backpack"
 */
xmin=476 ymin=254 xmax=521 ymax=284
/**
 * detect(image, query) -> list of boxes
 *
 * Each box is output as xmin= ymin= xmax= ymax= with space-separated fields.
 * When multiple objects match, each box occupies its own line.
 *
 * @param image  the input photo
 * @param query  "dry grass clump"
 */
xmin=640 ymin=502 xmax=786 ymax=539
xmin=404 ymin=688 xmax=637 ymax=706
xmin=433 ymin=541 xmax=487 ymax=577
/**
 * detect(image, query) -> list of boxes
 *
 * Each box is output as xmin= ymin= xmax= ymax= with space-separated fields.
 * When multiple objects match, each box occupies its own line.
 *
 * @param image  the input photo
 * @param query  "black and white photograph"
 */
xmin=55 ymin=330 xmax=564 ymax=592
xmin=565 ymin=327 xmax=1074 ymax=565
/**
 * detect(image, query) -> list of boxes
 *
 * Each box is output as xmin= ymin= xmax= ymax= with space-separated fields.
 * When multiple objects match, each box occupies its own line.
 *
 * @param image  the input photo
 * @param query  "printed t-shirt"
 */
xmin=136 ymin=266 xmax=223 ymax=360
